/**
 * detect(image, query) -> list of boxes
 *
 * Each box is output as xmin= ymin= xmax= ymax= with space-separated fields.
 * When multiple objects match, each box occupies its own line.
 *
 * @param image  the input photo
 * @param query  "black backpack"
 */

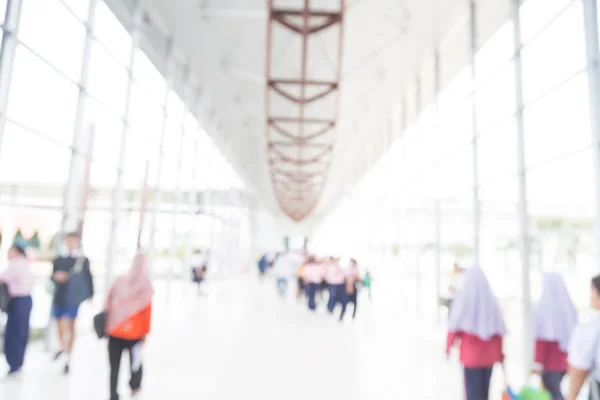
xmin=0 ymin=283 xmax=11 ymax=312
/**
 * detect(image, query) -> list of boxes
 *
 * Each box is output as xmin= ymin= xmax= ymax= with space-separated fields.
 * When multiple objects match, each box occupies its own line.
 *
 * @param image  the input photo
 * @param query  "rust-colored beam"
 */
xmin=269 ymin=79 xmax=338 ymax=104
xmin=272 ymin=9 xmax=342 ymax=35
xmin=266 ymin=0 xmax=344 ymax=221
xmin=268 ymin=117 xmax=335 ymax=124
xmin=269 ymin=119 xmax=335 ymax=142
xmin=269 ymin=141 xmax=330 ymax=149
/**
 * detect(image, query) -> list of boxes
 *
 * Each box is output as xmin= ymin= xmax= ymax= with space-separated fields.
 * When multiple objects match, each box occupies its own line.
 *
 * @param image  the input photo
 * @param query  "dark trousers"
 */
xmin=541 ymin=371 xmax=565 ymax=400
xmin=108 ymin=336 xmax=143 ymax=400
xmin=327 ymin=284 xmax=344 ymax=313
xmin=464 ymin=367 xmax=492 ymax=400
xmin=4 ymin=296 xmax=32 ymax=372
xmin=306 ymin=283 xmax=318 ymax=311
xmin=319 ymin=282 xmax=328 ymax=299
xmin=340 ymin=286 xmax=358 ymax=321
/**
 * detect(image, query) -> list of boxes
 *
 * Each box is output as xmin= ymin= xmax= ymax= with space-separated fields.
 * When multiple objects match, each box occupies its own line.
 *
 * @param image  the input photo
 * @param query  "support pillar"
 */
xmin=434 ymin=202 xmax=442 ymax=324
xmin=513 ymin=0 xmax=533 ymax=372
xmin=147 ymin=39 xmax=174 ymax=279
xmin=583 ymin=0 xmax=600 ymax=272
xmin=106 ymin=0 xmax=143 ymax=291
xmin=166 ymin=68 xmax=190 ymax=302
xmin=0 ymin=0 xmax=22 ymax=158
xmin=433 ymin=47 xmax=442 ymax=324
xmin=469 ymin=0 xmax=481 ymax=266
xmin=60 ymin=0 xmax=98 ymax=239
xmin=183 ymin=98 xmax=201 ymax=288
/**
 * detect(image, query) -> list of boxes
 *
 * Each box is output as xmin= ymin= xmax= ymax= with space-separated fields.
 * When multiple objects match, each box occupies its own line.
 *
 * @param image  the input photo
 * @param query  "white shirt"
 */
xmin=190 ymin=253 xmax=206 ymax=268
xmin=273 ymin=252 xmax=302 ymax=278
xmin=568 ymin=313 xmax=600 ymax=381
xmin=61 ymin=249 xmax=82 ymax=258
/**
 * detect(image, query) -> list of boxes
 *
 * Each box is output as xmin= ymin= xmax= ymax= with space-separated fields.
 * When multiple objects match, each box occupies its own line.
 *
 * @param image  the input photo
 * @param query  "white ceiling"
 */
xmin=113 ymin=0 xmax=480 ymax=225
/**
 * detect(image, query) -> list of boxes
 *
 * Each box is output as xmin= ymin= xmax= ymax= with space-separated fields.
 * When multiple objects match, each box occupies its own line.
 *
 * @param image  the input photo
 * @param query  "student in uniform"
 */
xmin=0 ymin=245 xmax=34 ymax=376
xmin=302 ymin=257 xmax=324 ymax=311
xmin=567 ymin=275 xmax=600 ymax=400
xmin=51 ymin=232 xmax=94 ymax=374
xmin=534 ymin=273 xmax=577 ymax=400
xmin=340 ymin=259 xmax=360 ymax=321
xmin=297 ymin=261 xmax=306 ymax=300
xmin=272 ymin=252 xmax=293 ymax=298
xmin=446 ymin=267 xmax=506 ymax=400
xmin=324 ymin=257 xmax=345 ymax=314
xmin=190 ymin=249 xmax=207 ymax=294
xmin=105 ymin=251 xmax=153 ymax=400
xmin=257 ymin=254 xmax=269 ymax=280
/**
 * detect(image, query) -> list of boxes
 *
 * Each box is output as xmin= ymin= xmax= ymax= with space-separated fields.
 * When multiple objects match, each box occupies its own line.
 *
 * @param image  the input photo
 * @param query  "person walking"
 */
xmin=257 ymin=253 xmax=269 ymax=280
xmin=0 ymin=245 xmax=33 ymax=376
xmin=446 ymin=267 xmax=506 ymax=400
xmin=190 ymin=249 xmax=207 ymax=295
xmin=50 ymin=232 xmax=94 ymax=374
xmin=566 ymin=274 xmax=600 ymax=400
xmin=302 ymin=256 xmax=324 ymax=311
xmin=340 ymin=259 xmax=360 ymax=321
xmin=325 ymin=257 xmax=345 ymax=314
xmin=272 ymin=251 xmax=302 ymax=298
xmin=105 ymin=251 xmax=153 ymax=400
xmin=534 ymin=273 xmax=577 ymax=400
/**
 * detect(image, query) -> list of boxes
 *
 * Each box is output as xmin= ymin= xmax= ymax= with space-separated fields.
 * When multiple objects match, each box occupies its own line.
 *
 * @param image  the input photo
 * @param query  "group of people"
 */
xmin=0 ymin=231 xmax=154 ymax=400
xmin=300 ymin=256 xmax=365 ymax=321
xmin=264 ymin=251 xmax=371 ymax=321
xmin=447 ymin=266 xmax=600 ymax=400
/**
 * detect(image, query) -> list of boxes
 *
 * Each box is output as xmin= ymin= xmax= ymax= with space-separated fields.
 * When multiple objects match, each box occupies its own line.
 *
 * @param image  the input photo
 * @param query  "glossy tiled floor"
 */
xmin=0 ymin=275 xmax=521 ymax=400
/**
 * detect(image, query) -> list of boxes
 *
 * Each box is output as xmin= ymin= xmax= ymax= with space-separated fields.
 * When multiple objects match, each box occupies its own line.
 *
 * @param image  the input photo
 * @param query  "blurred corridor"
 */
xmin=0 ymin=273 xmax=525 ymax=400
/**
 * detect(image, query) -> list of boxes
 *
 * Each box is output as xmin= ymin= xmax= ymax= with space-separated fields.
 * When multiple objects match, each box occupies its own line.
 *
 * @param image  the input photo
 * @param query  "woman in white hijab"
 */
xmin=534 ymin=273 xmax=577 ymax=400
xmin=446 ymin=267 xmax=506 ymax=400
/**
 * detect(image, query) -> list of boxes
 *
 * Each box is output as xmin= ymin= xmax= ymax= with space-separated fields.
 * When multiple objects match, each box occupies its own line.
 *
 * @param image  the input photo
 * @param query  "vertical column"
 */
xmin=434 ymin=201 xmax=442 ymax=323
xmin=583 ymin=0 xmax=600 ymax=272
xmin=433 ymin=49 xmax=443 ymax=324
xmin=166 ymin=67 xmax=190 ymax=301
xmin=512 ymin=0 xmax=533 ymax=372
xmin=183 ymin=103 xmax=200 ymax=286
xmin=206 ymin=146 xmax=218 ymax=272
xmin=414 ymin=76 xmax=422 ymax=312
xmin=60 ymin=0 xmax=98 ymax=238
xmin=0 ymin=0 xmax=22 ymax=156
xmin=106 ymin=0 xmax=143 ymax=290
xmin=469 ymin=0 xmax=481 ymax=266
xmin=147 ymin=39 xmax=174 ymax=278
xmin=200 ymin=140 xmax=212 ymax=268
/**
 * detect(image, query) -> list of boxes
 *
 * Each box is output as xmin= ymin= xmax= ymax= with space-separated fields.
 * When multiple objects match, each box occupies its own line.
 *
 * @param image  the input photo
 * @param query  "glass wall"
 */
xmin=312 ymin=0 xmax=596 ymax=330
xmin=0 ymin=0 xmax=248 ymax=326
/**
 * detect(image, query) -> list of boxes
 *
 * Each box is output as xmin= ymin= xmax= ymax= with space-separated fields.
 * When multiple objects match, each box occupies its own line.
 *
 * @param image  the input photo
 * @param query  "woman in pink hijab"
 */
xmin=104 ymin=251 xmax=153 ymax=400
xmin=446 ymin=267 xmax=506 ymax=400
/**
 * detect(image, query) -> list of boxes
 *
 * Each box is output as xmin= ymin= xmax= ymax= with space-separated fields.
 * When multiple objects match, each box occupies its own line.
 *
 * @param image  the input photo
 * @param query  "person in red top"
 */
xmin=104 ymin=251 xmax=153 ymax=400
xmin=533 ymin=273 xmax=577 ymax=400
xmin=446 ymin=267 xmax=506 ymax=400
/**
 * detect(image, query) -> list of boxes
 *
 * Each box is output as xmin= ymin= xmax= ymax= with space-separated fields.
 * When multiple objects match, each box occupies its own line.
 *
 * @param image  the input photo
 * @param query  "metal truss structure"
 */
xmin=266 ymin=0 xmax=344 ymax=221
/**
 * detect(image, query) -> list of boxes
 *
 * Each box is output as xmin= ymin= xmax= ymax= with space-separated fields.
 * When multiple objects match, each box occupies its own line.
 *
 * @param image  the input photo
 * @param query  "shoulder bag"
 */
xmin=63 ymin=256 xmax=91 ymax=306
xmin=0 ymin=283 xmax=11 ymax=312
xmin=93 ymin=311 xmax=107 ymax=339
